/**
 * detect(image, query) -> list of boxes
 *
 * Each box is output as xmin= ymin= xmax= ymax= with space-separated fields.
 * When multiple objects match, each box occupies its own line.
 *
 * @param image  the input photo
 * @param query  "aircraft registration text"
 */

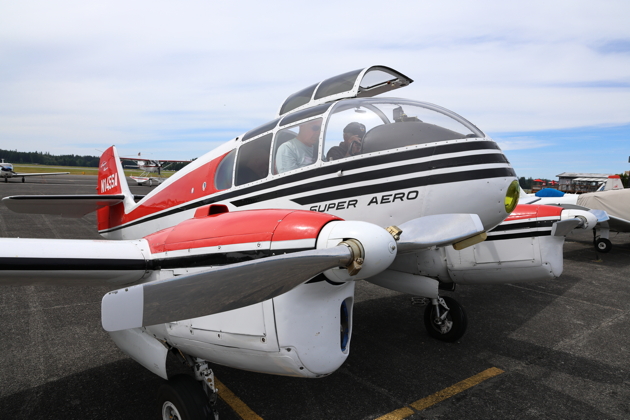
xmin=101 ymin=173 xmax=118 ymax=193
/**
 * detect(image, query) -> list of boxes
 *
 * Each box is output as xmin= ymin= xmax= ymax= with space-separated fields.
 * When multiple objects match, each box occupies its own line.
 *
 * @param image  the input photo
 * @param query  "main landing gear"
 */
xmin=159 ymin=354 xmax=220 ymax=420
xmin=593 ymin=228 xmax=612 ymax=253
xmin=414 ymin=295 xmax=468 ymax=342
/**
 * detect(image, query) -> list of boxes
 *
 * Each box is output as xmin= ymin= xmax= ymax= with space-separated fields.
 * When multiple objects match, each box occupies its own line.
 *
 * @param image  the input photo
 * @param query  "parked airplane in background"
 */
xmin=0 ymin=159 xmax=69 ymax=183
xmin=0 ymin=65 xmax=598 ymax=419
xmin=524 ymin=175 xmax=629 ymax=253
xmin=121 ymin=153 xmax=192 ymax=186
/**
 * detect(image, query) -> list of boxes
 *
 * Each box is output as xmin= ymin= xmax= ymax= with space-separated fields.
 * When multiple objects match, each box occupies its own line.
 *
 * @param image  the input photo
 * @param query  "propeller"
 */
xmin=551 ymin=219 xmax=582 ymax=237
xmin=102 ymin=245 xmax=355 ymax=332
xmin=394 ymin=213 xmax=486 ymax=252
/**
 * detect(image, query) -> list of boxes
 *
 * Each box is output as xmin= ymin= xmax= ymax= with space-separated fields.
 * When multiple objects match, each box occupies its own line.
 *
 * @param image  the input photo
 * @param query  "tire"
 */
xmin=594 ymin=238 xmax=612 ymax=253
xmin=423 ymin=296 xmax=467 ymax=342
xmin=157 ymin=374 xmax=209 ymax=420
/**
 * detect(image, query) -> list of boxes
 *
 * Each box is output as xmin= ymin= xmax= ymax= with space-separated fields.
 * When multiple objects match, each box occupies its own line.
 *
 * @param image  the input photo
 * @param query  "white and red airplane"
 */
xmin=1 ymin=65 xmax=599 ymax=419
xmin=120 ymin=153 xmax=192 ymax=186
xmin=0 ymin=159 xmax=70 ymax=183
xmin=523 ymin=175 xmax=629 ymax=253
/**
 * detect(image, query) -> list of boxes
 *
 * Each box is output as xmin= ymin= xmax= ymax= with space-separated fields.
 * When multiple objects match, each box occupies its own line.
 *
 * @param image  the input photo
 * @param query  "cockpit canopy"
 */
xmin=217 ymin=96 xmax=485 ymax=190
xmin=277 ymin=65 xmax=413 ymax=117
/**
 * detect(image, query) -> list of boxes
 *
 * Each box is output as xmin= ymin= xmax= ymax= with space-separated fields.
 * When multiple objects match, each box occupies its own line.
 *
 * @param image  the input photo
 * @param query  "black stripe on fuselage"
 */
xmin=0 ymin=257 xmax=147 ymax=271
xmin=291 ymin=167 xmax=515 ymax=206
xmin=100 ymin=141 xmax=510 ymax=233
xmin=233 ymin=152 xmax=511 ymax=207
xmin=485 ymin=230 xmax=552 ymax=241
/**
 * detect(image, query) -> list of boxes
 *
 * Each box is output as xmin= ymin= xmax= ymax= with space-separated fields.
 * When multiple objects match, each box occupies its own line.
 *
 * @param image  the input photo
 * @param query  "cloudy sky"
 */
xmin=1 ymin=0 xmax=629 ymax=179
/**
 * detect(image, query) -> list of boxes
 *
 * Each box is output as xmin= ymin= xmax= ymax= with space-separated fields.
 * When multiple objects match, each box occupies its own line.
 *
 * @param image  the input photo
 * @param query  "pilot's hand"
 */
xmin=349 ymin=139 xmax=362 ymax=156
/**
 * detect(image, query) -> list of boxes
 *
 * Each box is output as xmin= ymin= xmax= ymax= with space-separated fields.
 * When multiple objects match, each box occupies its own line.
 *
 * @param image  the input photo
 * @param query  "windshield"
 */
xmin=323 ymin=99 xmax=483 ymax=161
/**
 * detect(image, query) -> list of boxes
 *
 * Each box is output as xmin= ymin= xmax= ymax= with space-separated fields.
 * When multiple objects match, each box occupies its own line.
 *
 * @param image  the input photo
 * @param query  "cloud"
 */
xmin=493 ymin=138 xmax=554 ymax=151
xmin=0 ymin=0 xmax=629 ymax=164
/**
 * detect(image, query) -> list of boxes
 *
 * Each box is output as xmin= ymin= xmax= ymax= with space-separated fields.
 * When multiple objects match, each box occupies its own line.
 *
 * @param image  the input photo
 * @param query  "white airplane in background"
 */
xmin=0 ymin=159 xmax=70 ymax=183
xmin=121 ymin=153 xmax=192 ymax=186
xmin=523 ymin=175 xmax=629 ymax=253
xmin=1 ymin=65 xmax=599 ymax=419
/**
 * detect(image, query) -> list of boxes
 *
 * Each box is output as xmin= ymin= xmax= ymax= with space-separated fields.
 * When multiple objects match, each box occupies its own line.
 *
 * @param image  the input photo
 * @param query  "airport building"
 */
xmin=556 ymin=172 xmax=612 ymax=193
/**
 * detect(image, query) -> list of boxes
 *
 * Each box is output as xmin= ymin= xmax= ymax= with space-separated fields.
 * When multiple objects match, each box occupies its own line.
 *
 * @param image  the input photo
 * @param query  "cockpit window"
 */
xmin=273 ymin=118 xmax=322 ymax=174
xmin=359 ymin=69 xmax=398 ymax=90
xmin=279 ymin=84 xmax=318 ymax=116
xmin=314 ymin=69 xmax=362 ymax=100
xmin=323 ymin=99 xmax=481 ymax=160
xmin=214 ymin=149 xmax=236 ymax=190
xmin=235 ymin=134 xmax=272 ymax=186
xmin=242 ymin=118 xmax=280 ymax=142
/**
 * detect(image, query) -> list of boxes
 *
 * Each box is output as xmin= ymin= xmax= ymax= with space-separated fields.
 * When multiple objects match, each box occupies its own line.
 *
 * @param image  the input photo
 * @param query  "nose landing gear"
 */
xmin=158 ymin=354 xmax=220 ymax=420
xmin=422 ymin=296 xmax=467 ymax=342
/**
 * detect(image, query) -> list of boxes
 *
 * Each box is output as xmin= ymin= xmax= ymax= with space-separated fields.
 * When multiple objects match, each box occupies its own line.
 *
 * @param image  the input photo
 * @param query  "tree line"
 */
xmin=0 ymin=149 xmax=193 ymax=171
xmin=0 ymin=149 xmax=101 ymax=167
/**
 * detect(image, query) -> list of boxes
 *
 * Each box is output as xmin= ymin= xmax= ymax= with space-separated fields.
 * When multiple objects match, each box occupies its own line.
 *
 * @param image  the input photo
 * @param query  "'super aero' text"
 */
xmin=310 ymin=190 xmax=419 ymax=212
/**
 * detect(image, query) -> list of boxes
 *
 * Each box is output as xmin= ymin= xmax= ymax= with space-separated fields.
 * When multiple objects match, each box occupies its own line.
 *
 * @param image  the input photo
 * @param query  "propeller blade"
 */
xmin=551 ymin=218 xmax=582 ymax=237
xmin=396 ymin=214 xmax=485 ymax=252
xmin=102 ymin=245 xmax=353 ymax=332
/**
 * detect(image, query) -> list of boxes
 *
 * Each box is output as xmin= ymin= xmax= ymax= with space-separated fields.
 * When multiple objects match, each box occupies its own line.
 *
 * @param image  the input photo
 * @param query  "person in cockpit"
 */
xmin=326 ymin=122 xmax=366 ymax=161
xmin=276 ymin=119 xmax=321 ymax=173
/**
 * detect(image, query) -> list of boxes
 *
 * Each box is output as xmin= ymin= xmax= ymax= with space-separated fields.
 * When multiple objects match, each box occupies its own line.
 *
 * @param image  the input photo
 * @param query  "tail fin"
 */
xmin=97 ymin=146 xmax=135 ymax=232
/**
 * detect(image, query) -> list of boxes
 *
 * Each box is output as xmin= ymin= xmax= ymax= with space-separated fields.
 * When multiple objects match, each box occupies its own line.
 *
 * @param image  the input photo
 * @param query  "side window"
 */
xmin=214 ymin=149 xmax=236 ymax=190
xmin=234 ymin=134 xmax=272 ymax=186
xmin=273 ymin=118 xmax=322 ymax=174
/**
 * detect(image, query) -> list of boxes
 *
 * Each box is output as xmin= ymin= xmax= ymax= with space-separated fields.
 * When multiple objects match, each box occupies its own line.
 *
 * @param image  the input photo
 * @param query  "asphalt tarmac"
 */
xmin=1 ymin=175 xmax=629 ymax=419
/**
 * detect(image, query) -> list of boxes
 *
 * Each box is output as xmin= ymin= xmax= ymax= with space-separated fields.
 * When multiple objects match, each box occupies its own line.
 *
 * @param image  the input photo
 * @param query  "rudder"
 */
xmin=97 ymin=146 xmax=135 ymax=233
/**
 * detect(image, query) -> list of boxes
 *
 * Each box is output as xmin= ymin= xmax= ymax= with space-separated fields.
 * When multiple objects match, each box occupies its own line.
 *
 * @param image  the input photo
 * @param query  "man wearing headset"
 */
xmin=326 ymin=122 xmax=366 ymax=161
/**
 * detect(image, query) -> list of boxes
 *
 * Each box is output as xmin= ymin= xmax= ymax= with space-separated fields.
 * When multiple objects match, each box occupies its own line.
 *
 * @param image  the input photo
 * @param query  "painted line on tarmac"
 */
xmin=215 ymin=377 xmax=263 ymax=420
xmin=375 ymin=367 xmax=504 ymax=420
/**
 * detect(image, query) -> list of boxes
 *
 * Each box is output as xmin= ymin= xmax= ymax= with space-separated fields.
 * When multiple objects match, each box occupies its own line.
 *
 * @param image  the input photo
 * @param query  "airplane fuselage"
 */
xmin=1 ymin=163 xmax=15 ymax=178
xmin=91 ymin=96 xmax=519 ymax=378
xmin=98 ymin=99 xmax=518 ymax=241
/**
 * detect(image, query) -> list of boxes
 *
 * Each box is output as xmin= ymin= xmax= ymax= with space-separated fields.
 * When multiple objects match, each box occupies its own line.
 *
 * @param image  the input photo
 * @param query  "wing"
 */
xmin=608 ymin=214 xmax=630 ymax=232
xmin=119 ymin=157 xmax=191 ymax=163
xmin=14 ymin=172 xmax=70 ymax=177
xmin=0 ymin=208 xmax=484 ymax=332
xmin=2 ymin=194 xmax=125 ymax=218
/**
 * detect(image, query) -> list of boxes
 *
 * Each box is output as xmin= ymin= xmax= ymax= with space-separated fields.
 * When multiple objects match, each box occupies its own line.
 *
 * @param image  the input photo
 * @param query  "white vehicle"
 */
xmin=0 ymin=65 xmax=596 ymax=419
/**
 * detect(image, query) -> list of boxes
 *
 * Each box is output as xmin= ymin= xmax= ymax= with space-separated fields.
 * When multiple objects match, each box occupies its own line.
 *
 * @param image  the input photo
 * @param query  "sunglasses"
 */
xmin=311 ymin=125 xmax=321 ymax=132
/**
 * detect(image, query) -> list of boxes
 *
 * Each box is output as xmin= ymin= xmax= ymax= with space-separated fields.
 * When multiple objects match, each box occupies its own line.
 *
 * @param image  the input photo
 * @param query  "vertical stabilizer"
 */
xmin=602 ymin=175 xmax=625 ymax=191
xmin=97 ymin=146 xmax=135 ymax=232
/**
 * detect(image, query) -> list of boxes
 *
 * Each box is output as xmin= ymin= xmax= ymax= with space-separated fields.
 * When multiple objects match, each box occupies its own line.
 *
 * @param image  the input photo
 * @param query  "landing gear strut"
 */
xmin=158 ymin=354 xmax=220 ymax=419
xmin=423 ymin=296 xmax=467 ymax=342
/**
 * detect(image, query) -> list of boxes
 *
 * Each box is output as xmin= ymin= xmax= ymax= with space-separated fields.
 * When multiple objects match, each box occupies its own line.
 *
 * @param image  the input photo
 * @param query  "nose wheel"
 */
xmin=158 ymin=374 xmax=214 ymax=420
xmin=423 ymin=296 xmax=467 ymax=342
